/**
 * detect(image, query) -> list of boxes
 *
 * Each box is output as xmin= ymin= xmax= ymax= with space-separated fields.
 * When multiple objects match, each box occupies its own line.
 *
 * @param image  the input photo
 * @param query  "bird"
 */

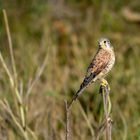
xmin=68 ymin=38 xmax=115 ymax=109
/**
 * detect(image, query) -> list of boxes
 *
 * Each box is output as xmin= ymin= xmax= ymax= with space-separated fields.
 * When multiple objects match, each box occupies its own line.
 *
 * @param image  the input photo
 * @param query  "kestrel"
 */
xmin=68 ymin=38 xmax=115 ymax=108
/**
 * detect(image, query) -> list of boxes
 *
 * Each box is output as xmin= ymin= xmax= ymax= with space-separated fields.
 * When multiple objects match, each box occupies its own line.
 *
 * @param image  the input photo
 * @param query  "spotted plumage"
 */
xmin=68 ymin=38 xmax=115 ymax=108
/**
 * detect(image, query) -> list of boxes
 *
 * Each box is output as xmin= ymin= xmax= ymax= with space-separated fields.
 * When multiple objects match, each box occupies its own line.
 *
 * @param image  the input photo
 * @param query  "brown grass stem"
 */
xmin=65 ymin=100 xmax=71 ymax=140
xmin=2 ymin=9 xmax=17 ymax=86
xmin=77 ymin=101 xmax=95 ymax=137
xmin=26 ymin=49 xmax=49 ymax=98
xmin=0 ymin=99 xmax=29 ymax=140
xmin=2 ymin=8 xmax=26 ymax=133
xmin=100 ymin=85 xmax=112 ymax=140
xmin=102 ymin=87 xmax=110 ymax=140
xmin=95 ymin=84 xmax=113 ymax=140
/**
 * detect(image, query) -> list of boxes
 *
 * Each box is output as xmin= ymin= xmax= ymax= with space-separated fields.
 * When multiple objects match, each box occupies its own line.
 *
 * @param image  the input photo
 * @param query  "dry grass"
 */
xmin=0 ymin=1 xmax=140 ymax=140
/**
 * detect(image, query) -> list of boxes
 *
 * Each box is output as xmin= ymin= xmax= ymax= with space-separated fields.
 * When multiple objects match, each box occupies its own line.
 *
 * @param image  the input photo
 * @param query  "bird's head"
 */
xmin=98 ymin=38 xmax=113 ymax=50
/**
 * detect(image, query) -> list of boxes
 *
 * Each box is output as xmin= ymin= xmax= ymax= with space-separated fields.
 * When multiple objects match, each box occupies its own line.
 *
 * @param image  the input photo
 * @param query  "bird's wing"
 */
xmin=87 ymin=49 xmax=111 ymax=76
xmin=76 ymin=49 xmax=111 ymax=97
xmin=68 ymin=49 xmax=111 ymax=108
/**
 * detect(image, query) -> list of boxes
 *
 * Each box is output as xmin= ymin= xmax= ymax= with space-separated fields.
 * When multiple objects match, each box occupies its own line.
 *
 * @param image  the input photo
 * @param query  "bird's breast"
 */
xmin=104 ymin=52 xmax=115 ymax=74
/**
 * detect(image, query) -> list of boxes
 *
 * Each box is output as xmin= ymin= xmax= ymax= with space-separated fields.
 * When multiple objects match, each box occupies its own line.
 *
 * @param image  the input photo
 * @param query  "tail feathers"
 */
xmin=68 ymin=80 xmax=93 ymax=109
xmin=67 ymin=73 xmax=95 ymax=109
xmin=67 ymin=90 xmax=81 ymax=109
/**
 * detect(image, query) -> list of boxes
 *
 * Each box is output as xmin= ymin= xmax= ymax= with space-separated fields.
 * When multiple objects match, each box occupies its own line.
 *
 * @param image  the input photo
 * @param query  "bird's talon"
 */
xmin=100 ymin=79 xmax=110 ymax=93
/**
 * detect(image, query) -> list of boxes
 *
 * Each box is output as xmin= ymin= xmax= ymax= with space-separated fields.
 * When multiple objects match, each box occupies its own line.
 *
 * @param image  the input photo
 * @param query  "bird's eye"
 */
xmin=104 ymin=41 xmax=106 ymax=43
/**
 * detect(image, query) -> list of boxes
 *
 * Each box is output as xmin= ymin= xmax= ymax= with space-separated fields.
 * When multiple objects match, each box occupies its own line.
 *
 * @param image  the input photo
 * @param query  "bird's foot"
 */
xmin=99 ymin=79 xmax=110 ymax=94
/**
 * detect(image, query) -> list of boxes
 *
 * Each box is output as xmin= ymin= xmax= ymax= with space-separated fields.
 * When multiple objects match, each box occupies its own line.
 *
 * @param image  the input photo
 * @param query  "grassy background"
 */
xmin=0 ymin=0 xmax=140 ymax=139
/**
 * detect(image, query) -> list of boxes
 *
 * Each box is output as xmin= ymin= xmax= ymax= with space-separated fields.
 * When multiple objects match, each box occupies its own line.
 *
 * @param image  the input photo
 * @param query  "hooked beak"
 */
xmin=99 ymin=42 xmax=106 ymax=49
xmin=98 ymin=42 xmax=103 ymax=48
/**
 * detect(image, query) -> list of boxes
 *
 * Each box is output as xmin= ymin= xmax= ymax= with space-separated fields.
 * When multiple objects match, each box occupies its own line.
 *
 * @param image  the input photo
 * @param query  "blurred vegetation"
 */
xmin=0 ymin=0 xmax=140 ymax=140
